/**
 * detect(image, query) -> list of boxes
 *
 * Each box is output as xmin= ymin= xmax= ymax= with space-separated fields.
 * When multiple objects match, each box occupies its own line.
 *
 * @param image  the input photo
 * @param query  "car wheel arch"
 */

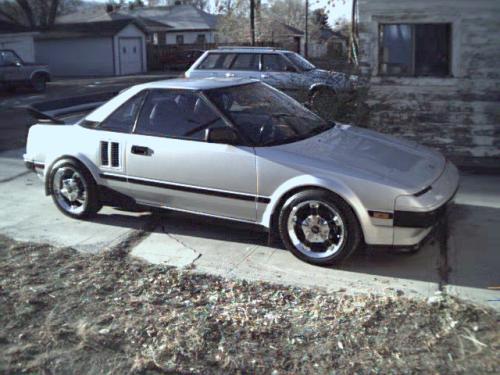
xmin=44 ymin=155 xmax=99 ymax=196
xmin=308 ymin=84 xmax=336 ymax=101
xmin=30 ymin=70 xmax=51 ymax=82
xmin=266 ymin=184 xmax=365 ymax=242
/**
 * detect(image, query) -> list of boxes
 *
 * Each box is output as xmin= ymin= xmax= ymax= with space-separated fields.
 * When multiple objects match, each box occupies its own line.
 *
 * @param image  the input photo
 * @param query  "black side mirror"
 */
xmin=11 ymin=61 xmax=22 ymax=67
xmin=205 ymin=127 xmax=240 ymax=145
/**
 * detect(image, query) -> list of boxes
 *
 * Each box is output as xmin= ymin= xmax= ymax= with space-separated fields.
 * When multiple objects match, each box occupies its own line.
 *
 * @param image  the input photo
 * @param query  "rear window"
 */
xmin=198 ymin=53 xmax=235 ymax=70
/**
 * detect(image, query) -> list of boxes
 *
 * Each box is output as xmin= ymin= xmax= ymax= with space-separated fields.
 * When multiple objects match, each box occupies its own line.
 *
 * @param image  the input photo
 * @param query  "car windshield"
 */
xmin=284 ymin=52 xmax=316 ymax=71
xmin=205 ymin=82 xmax=333 ymax=146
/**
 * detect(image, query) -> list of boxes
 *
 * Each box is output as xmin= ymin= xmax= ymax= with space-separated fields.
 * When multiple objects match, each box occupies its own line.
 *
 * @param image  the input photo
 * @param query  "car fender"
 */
xmin=308 ymin=83 xmax=337 ymax=98
xmin=29 ymin=69 xmax=51 ymax=81
xmin=260 ymin=174 xmax=369 ymax=235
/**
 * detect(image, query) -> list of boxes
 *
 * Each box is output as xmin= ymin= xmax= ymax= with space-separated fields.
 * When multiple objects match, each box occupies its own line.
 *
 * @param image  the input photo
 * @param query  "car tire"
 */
xmin=49 ymin=159 xmax=102 ymax=219
xmin=31 ymin=74 xmax=47 ymax=93
xmin=309 ymin=86 xmax=337 ymax=119
xmin=278 ymin=190 xmax=362 ymax=266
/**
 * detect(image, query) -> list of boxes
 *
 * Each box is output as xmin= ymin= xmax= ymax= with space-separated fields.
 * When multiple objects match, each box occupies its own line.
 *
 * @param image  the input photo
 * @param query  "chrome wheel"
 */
xmin=286 ymin=200 xmax=346 ymax=259
xmin=52 ymin=166 xmax=88 ymax=215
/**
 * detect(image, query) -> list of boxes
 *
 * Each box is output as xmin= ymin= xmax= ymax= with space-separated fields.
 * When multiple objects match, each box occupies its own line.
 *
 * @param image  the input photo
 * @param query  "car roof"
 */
xmin=135 ymin=77 xmax=258 ymax=91
xmin=207 ymin=47 xmax=292 ymax=54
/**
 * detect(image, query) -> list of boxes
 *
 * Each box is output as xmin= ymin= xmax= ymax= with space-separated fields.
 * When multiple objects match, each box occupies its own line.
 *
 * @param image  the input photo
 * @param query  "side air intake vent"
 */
xmin=100 ymin=141 xmax=109 ymax=166
xmin=111 ymin=142 xmax=120 ymax=167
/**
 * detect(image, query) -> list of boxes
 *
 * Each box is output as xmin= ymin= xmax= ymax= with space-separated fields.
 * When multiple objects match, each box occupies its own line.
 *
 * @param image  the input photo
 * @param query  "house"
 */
xmin=358 ymin=0 xmax=500 ymax=164
xmin=263 ymin=22 xmax=304 ymax=54
xmin=57 ymin=3 xmax=218 ymax=46
xmin=0 ymin=21 xmax=38 ymax=62
xmin=309 ymin=27 xmax=348 ymax=59
xmin=35 ymin=20 xmax=147 ymax=76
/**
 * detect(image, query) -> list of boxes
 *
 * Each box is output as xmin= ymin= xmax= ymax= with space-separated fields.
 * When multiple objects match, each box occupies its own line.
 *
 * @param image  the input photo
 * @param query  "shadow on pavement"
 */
xmin=91 ymin=201 xmax=500 ymax=294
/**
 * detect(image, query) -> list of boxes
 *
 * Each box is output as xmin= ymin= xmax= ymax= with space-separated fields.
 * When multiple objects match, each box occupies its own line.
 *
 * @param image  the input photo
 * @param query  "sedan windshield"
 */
xmin=284 ymin=52 xmax=316 ymax=71
xmin=205 ymin=82 xmax=333 ymax=146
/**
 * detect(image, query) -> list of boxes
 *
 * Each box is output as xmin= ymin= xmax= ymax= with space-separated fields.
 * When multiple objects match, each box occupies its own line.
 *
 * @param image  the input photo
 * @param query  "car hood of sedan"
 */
xmin=270 ymin=124 xmax=446 ymax=191
xmin=306 ymin=68 xmax=350 ymax=88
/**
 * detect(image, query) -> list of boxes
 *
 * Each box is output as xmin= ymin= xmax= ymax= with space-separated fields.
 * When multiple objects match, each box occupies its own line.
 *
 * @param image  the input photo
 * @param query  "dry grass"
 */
xmin=0 ymin=235 xmax=498 ymax=374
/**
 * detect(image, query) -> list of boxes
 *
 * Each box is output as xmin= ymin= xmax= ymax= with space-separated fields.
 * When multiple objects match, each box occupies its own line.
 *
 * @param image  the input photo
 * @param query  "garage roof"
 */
xmin=0 ymin=20 xmax=31 ymax=34
xmin=35 ymin=19 xmax=145 ymax=40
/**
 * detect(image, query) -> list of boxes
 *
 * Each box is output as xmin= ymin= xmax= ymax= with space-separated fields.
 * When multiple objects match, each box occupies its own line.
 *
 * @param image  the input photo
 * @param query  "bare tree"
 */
xmin=0 ymin=0 xmax=67 ymax=29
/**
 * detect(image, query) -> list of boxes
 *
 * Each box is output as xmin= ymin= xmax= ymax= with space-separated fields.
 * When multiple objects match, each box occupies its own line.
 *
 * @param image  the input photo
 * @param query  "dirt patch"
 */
xmin=0 ymin=235 xmax=498 ymax=374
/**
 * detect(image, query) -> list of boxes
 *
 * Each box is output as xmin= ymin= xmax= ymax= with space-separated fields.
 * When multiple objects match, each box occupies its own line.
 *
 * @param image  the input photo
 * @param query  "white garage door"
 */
xmin=119 ymin=37 xmax=142 ymax=75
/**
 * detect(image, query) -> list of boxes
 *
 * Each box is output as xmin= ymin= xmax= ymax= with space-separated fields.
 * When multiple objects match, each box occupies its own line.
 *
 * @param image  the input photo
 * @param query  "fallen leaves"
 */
xmin=0 ymin=235 xmax=498 ymax=374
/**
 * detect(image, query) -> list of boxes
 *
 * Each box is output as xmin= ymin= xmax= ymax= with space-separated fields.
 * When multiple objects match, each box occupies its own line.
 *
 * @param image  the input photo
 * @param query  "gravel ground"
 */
xmin=0 ymin=235 xmax=498 ymax=374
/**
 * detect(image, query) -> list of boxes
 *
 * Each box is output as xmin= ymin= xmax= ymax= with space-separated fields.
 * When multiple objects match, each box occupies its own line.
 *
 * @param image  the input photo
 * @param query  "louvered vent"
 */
xmin=100 ymin=141 xmax=109 ymax=166
xmin=111 ymin=142 xmax=120 ymax=167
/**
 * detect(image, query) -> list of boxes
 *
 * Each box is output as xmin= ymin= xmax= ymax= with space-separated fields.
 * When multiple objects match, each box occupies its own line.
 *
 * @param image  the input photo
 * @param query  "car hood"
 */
xmin=305 ymin=68 xmax=350 ymax=89
xmin=271 ymin=124 xmax=446 ymax=191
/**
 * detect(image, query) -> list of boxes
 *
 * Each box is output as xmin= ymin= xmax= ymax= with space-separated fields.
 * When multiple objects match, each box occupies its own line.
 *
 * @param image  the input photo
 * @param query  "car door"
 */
xmin=0 ymin=51 xmax=26 ymax=82
xmin=125 ymin=89 xmax=258 ymax=221
xmin=260 ymin=53 xmax=303 ymax=93
xmin=92 ymin=91 xmax=148 ymax=199
xmin=225 ymin=53 xmax=260 ymax=80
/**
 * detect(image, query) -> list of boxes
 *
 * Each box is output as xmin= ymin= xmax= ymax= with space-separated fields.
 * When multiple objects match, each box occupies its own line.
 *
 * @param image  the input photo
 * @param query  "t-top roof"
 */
xmin=136 ymin=77 xmax=258 ymax=91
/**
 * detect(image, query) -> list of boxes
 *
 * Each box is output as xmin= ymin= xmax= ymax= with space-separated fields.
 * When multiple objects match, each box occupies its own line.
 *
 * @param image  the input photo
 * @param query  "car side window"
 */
xmin=230 ymin=53 xmax=259 ymax=71
xmin=99 ymin=91 xmax=146 ymax=133
xmin=262 ymin=54 xmax=295 ymax=72
xmin=135 ymin=90 xmax=228 ymax=141
xmin=0 ymin=51 xmax=22 ymax=66
xmin=198 ymin=53 xmax=235 ymax=70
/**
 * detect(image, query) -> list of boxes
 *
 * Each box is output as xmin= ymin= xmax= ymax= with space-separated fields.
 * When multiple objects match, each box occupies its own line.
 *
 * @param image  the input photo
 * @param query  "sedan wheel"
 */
xmin=279 ymin=190 xmax=362 ymax=266
xmin=50 ymin=160 xmax=101 ymax=219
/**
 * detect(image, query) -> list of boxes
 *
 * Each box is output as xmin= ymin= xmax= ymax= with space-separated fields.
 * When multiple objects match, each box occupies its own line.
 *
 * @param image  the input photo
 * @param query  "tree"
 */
xmin=313 ymin=8 xmax=328 ymax=27
xmin=0 ymin=0 xmax=77 ymax=29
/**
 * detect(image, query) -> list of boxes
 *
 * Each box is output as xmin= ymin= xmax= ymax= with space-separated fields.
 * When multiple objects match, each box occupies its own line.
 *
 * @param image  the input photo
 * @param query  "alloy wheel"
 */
xmin=286 ymin=200 xmax=346 ymax=259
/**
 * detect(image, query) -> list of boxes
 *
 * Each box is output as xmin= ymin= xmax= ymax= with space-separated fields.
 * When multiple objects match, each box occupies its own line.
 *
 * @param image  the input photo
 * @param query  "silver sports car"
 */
xmin=24 ymin=78 xmax=459 ymax=265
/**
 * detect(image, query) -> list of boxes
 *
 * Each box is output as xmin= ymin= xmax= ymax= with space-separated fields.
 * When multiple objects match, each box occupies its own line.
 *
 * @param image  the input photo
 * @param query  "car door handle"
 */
xmin=225 ymin=73 xmax=235 ymax=77
xmin=131 ymin=145 xmax=152 ymax=156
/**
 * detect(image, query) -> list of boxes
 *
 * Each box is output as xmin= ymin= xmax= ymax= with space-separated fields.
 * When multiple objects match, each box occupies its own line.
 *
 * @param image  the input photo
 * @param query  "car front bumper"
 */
xmin=392 ymin=162 xmax=459 ymax=246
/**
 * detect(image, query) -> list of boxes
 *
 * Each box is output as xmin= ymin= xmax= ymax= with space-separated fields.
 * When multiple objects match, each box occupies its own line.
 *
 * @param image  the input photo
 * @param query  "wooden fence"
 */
xmin=147 ymin=41 xmax=282 ymax=71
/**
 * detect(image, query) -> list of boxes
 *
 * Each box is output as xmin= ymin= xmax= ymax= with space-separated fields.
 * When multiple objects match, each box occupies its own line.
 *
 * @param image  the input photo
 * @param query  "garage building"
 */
xmin=0 ymin=21 xmax=37 ymax=63
xmin=35 ymin=19 xmax=147 ymax=77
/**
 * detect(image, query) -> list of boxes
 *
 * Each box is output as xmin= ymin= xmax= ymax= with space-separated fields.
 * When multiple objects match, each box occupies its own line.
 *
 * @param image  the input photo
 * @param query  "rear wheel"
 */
xmin=278 ymin=190 xmax=362 ymax=266
xmin=31 ymin=74 xmax=47 ymax=92
xmin=50 ymin=159 xmax=101 ymax=219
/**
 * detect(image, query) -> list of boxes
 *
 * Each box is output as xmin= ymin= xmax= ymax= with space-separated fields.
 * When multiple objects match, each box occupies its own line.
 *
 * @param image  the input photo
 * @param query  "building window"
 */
xmin=196 ymin=34 xmax=206 ymax=44
xmin=379 ymin=23 xmax=451 ymax=77
xmin=176 ymin=35 xmax=184 ymax=45
xmin=152 ymin=33 xmax=159 ymax=45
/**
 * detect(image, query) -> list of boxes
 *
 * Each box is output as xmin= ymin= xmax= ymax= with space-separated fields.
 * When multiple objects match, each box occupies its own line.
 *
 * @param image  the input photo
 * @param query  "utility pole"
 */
xmin=250 ymin=0 xmax=256 ymax=46
xmin=304 ymin=0 xmax=309 ymax=57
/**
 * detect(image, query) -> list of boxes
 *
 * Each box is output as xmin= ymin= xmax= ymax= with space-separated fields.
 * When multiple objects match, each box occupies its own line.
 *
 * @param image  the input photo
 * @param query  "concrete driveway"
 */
xmin=0 ymin=148 xmax=499 ymax=310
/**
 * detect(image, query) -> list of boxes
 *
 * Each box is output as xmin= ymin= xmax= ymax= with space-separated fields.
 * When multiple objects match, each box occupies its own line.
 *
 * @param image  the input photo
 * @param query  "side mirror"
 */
xmin=12 ymin=61 xmax=22 ymax=67
xmin=205 ymin=127 xmax=240 ymax=145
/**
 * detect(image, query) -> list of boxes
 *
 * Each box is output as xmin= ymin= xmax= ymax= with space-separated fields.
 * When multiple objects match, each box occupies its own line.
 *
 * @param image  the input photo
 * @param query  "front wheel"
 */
xmin=278 ymin=190 xmax=362 ymax=266
xmin=50 ymin=159 xmax=101 ymax=219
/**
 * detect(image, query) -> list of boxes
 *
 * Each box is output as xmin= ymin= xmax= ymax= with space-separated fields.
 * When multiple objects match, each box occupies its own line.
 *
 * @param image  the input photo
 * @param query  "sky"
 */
xmin=91 ymin=0 xmax=352 ymax=25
